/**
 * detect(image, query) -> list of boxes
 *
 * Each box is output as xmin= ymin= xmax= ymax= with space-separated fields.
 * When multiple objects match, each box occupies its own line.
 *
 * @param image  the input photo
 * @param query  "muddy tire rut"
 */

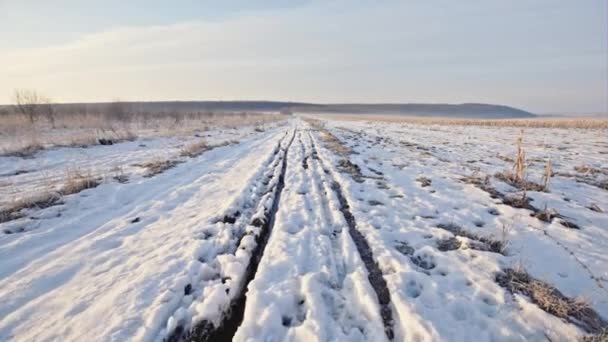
xmin=165 ymin=129 xmax=296 ymax=342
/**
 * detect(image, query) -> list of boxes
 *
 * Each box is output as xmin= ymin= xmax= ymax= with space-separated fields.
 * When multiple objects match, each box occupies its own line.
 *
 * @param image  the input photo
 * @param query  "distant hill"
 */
xmin=289 ymin=103 xmax=535 ymax=118
xmin=1 ymin=101 xmax=536 ymax=118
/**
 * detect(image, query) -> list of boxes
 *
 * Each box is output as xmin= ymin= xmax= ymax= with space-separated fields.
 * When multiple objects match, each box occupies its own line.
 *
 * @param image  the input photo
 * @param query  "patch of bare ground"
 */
xmin=337 ymin=159 xmax=365 ymax=183
xmin=494 ymin=171 xmax=547 ymax=192
xmin=461 ymin=175 xmax=581 ymax=229
xmin=436 ymin=222 xmax=509 ymax=255
xmin=496 ymin=268 xmax=607 ymax=334
xmin=416 ymin=176 xmax=432 ymax=187
xmin=436 ymin=237 xmax=462 ymax=251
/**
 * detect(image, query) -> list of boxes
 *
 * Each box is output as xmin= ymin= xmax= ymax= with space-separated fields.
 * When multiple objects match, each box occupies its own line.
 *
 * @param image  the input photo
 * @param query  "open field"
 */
xmin=0 ymin=115 xmax=607 ymax=341
xmin=311 ymin=113 xmax=608 ymax=129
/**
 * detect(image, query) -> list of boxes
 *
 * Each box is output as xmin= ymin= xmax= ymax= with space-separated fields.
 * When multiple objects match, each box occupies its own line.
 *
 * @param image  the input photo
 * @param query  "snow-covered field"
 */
xmin=0 ymin=116 xmax=606 ymax=341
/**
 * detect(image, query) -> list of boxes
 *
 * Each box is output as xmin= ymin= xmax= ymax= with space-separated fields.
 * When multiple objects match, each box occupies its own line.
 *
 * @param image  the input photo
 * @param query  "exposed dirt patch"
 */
xmin=368 ymin=200 xmax=384 ymax=206
xmin=416 ymin=176 xmax=432 ymax=187
xmin=436 ymin=222 xmax=507 ymax=255
xmin=494 ymin=171 xmax=547 ymax=192
xmin=395 ymin=241 xmax=414 ymax=256
xmin=337 ymin=159 xmax=365 ymax=183
xmin=461 ymin=175 xmax=579 ymax=229
xmin=436 ymin=237 xmax=462 ymax=251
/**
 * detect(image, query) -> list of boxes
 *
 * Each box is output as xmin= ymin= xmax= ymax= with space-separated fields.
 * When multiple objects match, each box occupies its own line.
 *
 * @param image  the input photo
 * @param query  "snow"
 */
xmin=0 ymin=124 xmax=279 ymax=208
xmin=0 ymin=117 xmax=606 ymax=341
xmin=0 ymin=125 xmax=287 ymax=341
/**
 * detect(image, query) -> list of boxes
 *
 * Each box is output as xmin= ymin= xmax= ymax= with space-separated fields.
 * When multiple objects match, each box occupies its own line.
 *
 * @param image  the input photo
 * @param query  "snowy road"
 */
xmin=0 ymin=118 xmax=606 ymax=341
xmin=235 ymin=130 xmax=389 ymax=341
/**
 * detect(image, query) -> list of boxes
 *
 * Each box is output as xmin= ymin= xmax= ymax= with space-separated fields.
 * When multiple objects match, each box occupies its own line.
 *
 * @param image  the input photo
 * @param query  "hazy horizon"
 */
xmin=1 ymin=0 xmax=606 ymax=114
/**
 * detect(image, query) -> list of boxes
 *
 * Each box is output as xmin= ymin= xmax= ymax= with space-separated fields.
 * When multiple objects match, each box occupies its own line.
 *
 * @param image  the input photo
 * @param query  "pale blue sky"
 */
xmin=0 ymin=0 xmax=606 ymax=113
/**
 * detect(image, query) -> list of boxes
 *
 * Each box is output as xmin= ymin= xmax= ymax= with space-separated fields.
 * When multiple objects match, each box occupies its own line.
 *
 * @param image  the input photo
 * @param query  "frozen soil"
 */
xmin=0 ymin=117 xmax=606 ymax=341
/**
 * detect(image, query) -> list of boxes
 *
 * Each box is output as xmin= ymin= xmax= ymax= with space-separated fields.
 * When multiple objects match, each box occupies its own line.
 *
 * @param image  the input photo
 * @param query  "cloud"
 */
xmin=0 ymin=0 xmax=605 ymax=113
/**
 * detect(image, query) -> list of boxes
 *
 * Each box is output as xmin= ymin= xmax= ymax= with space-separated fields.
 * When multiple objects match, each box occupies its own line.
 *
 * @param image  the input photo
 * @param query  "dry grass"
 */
xmin=62 ymin=169 xmax=100 ymax=195
xmin=135 ymin=159 xmax=183 ymax=177
xmin=304 ymin=117 xmax=367 ymax=182
xmin=310 ymin=113 xmax=608 ymax=129
xmin=1 ymin=110 xmax=285 ymax=157
xmin=180 ymin=140 xmax=209 ymax=158
xmin=495 ymin=171 xmax=546 ymax=192
xmin=110 ymin=166 xmax=129 ymax=183
xmin=0 ymin=191 xmax=61 ymax=224
xmin=319 ymin=131 xmax=352 ymax=156
xmin=494 ymin=131 xmax=547 ymax=192
xmin=541 ymin=155 xmax=552 ymax=191
xmin=0 ymin=168 xmax=99 ymax=225
xmin=582 ymin=329 xmax=608 ymax=342
xmin=5 ymin=141 xmax=44 ymax=158
xmin=496 ymin=268 xmax=607 ymax=334
xmin=574 ymin=165 xmax=608 ymax=176
xmin=513 ymin=130 xmax=526 ymax=182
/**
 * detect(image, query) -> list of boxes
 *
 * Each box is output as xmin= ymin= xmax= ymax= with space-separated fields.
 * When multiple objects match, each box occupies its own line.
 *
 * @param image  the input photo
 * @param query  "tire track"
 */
xmin=307 ymin=130 xmax=395 ymax=340
xmin=161 ymin=131 xmax=290 ymax=341
xmin=177 ymin=128 xmax=297 ymax=341
xmin=234 ymin=130 xmax=387 ymax=341
xmin=304 ymin=131 xmax=346 ymax=288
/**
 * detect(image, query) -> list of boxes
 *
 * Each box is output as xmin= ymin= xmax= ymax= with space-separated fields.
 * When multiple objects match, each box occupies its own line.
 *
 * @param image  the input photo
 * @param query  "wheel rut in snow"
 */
xmin=186 ymin=129 xmax=297 ymax=342
xmin=308 ymin=131 xmax=395 ymax=340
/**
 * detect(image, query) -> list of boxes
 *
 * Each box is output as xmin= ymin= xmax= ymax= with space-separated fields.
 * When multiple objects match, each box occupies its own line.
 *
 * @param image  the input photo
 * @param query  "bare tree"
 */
xmin=12 ymin=89 xmax=55 ymax=125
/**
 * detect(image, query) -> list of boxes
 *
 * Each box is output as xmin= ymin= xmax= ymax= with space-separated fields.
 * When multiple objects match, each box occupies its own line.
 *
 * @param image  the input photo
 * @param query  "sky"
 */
xmin=0 ymin=0 xmax=606 ymax=114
